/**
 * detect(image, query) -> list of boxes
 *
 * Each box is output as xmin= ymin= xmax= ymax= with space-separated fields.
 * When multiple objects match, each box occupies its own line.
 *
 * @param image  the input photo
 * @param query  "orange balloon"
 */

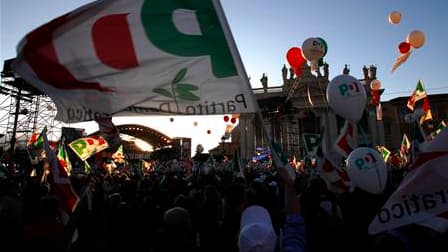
xmin=406 ymin=30 xmax=425 ymax=49
xmin=388 ymin=11 xmax=402 ymax=24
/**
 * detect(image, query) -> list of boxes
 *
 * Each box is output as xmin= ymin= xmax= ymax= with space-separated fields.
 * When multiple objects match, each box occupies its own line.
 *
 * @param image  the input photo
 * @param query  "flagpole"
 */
xmin=214 ymin=0 xmax=286 ymax=169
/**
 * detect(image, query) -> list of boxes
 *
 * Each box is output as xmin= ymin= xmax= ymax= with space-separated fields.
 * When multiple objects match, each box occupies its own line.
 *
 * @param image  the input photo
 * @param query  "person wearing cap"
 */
xmin=238 ymin=165 xmax=306 ymax=252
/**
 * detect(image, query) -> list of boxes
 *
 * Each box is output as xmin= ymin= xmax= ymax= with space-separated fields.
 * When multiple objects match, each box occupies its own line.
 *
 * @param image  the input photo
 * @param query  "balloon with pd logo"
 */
xmin=317 ymin=37 xmax=328 ymax=58
xmin=302 ymin=37 xmax=326 ymax=70
xmin=302 ymin=37 xmax=326 ymax=62
xmin=326 ymin=74 xmax=367 ymax=123
xmin=346 ymin=147 xmax=387 ymax=194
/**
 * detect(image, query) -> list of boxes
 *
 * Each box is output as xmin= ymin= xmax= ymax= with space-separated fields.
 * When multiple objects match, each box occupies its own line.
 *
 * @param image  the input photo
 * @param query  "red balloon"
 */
xmin=223 ymin=115 xmax=229 ymax=122
xmin=286 ymin=47 xmax=306 ymax=68
xmin=398 ymin=41 xmax=411 ymax=54
xmin=207 ymin=130 xmax=211 ymax=134
xmin=230 ymin=117 xmax=237 ymax=124
xmin=293 ymin=66 xmax=302 ymax=77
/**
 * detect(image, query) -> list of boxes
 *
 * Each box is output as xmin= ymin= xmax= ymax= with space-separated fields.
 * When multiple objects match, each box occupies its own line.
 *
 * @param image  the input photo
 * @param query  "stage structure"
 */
xmin=1 ymin=59 xmax=62 ymax=160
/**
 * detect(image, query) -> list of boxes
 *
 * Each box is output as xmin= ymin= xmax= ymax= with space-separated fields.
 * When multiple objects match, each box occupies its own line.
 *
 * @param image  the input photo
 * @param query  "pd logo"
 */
xmin=355 ymin=152 xmax=377 ymax=171
xmin=338 ymin=81 xmax=361 ymax=97
xmin=346 ymin=147 xmax=388 ymax=194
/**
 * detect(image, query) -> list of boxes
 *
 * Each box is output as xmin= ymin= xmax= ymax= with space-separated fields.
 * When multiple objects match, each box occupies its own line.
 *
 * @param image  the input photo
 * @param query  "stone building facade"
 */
xmin=235 ymin=63 xmax=387 ymax=162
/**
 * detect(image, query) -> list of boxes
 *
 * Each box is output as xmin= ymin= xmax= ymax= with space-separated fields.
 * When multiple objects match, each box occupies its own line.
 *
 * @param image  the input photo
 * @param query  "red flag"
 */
xmin=57 ymin=142 xmax=72 ymax=176
xmin=419 ymin=96 xmax=433 ymax=124
xmin=406 ymin=80 xmax=427 ymax=111
xmin=318 ymin=158 xmax=350 ymax=193
xmin=334 ymin=121 xmax=357 ymax=158
xmin=42 ymin=128 xmax=80 ymax=224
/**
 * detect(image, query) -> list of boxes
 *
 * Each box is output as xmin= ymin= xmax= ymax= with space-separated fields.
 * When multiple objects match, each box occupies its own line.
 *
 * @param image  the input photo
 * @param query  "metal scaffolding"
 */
xmin=1 ymin=59 xmax=62 ymax=165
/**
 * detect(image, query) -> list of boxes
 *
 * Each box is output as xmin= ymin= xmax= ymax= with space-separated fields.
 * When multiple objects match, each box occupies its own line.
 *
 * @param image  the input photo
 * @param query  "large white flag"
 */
xmin=369 ymin=128 xmax=448 ymax=235
xmin=12 ymin=0 xmax=258 ymax=123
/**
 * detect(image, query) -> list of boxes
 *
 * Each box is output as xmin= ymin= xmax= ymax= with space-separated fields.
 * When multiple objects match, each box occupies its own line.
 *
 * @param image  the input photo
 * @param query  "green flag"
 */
xmin=302 ymin=133 xmax=321 ymax=155
xmin=377 ymin=145 xmax=391 ymax=162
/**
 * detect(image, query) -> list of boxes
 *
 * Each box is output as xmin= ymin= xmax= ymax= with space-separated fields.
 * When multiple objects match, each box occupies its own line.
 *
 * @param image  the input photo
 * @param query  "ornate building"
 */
xmin=236 ymin=63 xmax=386 ymax=162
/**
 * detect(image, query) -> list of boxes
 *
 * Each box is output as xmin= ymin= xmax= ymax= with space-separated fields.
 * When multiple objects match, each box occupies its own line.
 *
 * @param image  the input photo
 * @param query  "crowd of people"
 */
xmin=1 ymin=145 xmax=447 ymax=252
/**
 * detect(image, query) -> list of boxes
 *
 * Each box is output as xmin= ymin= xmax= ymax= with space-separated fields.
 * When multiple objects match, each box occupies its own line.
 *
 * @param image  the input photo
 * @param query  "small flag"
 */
xmin=407 ymin=80 xmax=427 ymax=111
xmin=112 ymin=145 xmax=125 ymax=163
xmin=69 ymin=135 xmax=109 ymax=161
xmin=28 ymin=126 xmax=47 ymax=149
xmin=318 ymin=123 xmax=351 ymax=193
xmin=57 ymin=142 xmax=72 ymax=176
xmin=42 ymin=127 xmax=80 ymax=224
xmin=419 ymin=96 xmax=433 ymax=124
xmin=434 ymin=120 xmax=447 ymax=136
xmin=399 ymin=134 xmax=411 ymax=164
xmin=377 ymin=145 xmax=391 ymax=162
xmin=302 ymin=133 xmax=321 ymax=156
xmin=334 ymin=121 xmax=357 ymax=158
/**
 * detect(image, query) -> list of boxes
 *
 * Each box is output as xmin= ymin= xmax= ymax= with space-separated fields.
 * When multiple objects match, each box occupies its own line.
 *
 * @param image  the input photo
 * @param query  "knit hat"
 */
xmin=238 ymin=205 xmax=277 ymax=252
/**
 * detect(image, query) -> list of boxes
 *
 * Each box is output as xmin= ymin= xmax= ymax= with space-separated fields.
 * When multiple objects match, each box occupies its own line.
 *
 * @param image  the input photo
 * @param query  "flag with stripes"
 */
xmin=28 ymin=126 xmax=47 ymax=149
xmin=42 ymin=127 xmax=80 ymax=224
xmin=57 ymin=142 xmax=72 ymax=176
xmin=407 ymin=80 xmax=427 ymax=111
xmin=11 ymin=0 xmax=258 ymax=123
xmin=369 ymin=128 xmax=448 ymax=235
xmin=318 ymin=122 xmax=351 ymax=193
xmin=377 ymin=145 xmax=391 ymax=162
xmin=334 ymin=121 xmax=357 ymax=158
xmin=432 ymin=120 xmax=447 ymax=137
xmin=399 ymin=134 xmax=411 ymax=165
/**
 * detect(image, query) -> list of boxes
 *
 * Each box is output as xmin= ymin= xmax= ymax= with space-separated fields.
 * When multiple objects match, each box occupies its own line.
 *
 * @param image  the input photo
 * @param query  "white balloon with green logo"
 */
xmin=326 ymin=74 xmax=367 ymax=123
xmin=346 ymin=147 xmax=387 ymax=194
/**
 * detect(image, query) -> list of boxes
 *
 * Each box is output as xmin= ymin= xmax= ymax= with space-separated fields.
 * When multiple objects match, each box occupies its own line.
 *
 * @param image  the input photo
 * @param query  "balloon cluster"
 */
xmin=388 ymin=11 xmax=425 ymax=72
xmin=286 ymin=37 xmax=328 ymax=76
xmin=223 ymin=114 xmax=238 ymax=124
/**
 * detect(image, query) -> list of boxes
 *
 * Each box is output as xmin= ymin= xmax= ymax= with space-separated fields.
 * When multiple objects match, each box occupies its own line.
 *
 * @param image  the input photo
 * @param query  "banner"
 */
xmin=69 ymin=135 xmax=109 ymax=161
xmin=12 ymin=0 xmax=258 ymax=123
xmin=369 ymin=128 xmax=448 ymax=234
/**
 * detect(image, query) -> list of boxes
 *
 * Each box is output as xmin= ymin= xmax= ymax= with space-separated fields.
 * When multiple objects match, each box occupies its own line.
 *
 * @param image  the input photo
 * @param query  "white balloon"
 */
xmin=301 ymin=37 xmax=326 ymax=62
xmin=346 ymin=147 xmax=388 ymax=194
xmin=370 ymin=79 xmax=381 ymax=90
xmin=388 ymin=11 xmax=402 ymax=24
xmin=326 ymin=74 xmax=367 ymax=122
xmin=406 ymin=30 xmax=425 ymax=49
